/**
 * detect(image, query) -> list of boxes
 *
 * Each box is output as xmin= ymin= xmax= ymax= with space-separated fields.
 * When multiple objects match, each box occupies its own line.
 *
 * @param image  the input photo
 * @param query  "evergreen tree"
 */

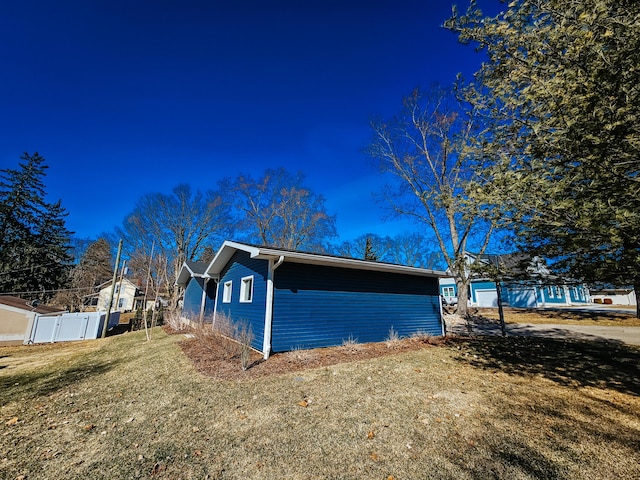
xmin=447 ymin=0 xmax=640 ymax=316
xmin=0 ymin=152 xmax=72 ymax=301
xmin=364 ymin=237 xmax=379 ymax=261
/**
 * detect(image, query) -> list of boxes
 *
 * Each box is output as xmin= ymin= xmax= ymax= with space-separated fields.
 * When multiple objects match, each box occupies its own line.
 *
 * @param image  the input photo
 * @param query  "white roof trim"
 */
xmin=206 ymin=241 xmax=446 ymax=278
xmin=176 ymin=261 xmax=212 ymax=287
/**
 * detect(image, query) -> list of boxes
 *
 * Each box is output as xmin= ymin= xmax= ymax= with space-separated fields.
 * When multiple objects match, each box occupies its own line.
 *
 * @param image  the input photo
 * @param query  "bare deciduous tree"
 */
xmin=115 ymin=185 xmax=231 ymax=311
xmin=224 ymin=168 xmax=337 ymax=252
xmin=368 ymin=87 xmax=499 ymax=316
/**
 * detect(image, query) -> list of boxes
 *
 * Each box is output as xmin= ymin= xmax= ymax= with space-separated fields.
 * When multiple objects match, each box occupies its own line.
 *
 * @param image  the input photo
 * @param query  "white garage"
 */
xmin=475 ymin=289 xmax=498 ymax=307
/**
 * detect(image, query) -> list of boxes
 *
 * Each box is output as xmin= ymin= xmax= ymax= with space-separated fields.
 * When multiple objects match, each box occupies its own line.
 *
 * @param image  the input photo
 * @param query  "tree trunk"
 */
xmin=635 ymin=281 xmax=640 ymax=320
xmin=456 ymin=278 xmax=469 ymax=317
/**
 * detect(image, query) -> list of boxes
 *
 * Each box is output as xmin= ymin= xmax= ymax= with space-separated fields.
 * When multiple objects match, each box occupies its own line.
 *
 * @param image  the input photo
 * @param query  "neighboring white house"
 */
xmin=590 ymin=287 xmax=637 ymax=306
xmin=97 ymin=278 xmax=142 ymax=312
xmin=97 ymin=278 xmax=167 ymax=312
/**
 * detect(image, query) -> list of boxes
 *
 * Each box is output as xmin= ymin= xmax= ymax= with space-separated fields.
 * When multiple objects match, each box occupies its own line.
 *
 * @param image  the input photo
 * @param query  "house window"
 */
xmin=240 ymin=276 xmax=254 ymax=303
xmin=555 ymin=286 xmax=562 ymax=297
xmin=118 ymin=298 xmax=125 ymax=309
xmin=114 ymin=284 xmax=120 ymax=294
xmin=547 ymin=286 xmax=554 ymax=298
xmin=223 ymin=281 xmax=233 ymax=303
xmin=442 ymin=286 xmax=455 ymax=298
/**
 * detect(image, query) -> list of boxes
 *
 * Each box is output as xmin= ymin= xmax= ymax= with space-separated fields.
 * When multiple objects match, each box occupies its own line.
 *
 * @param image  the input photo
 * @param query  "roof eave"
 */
xmin=205 ymin=241 xmax=446 ymax=278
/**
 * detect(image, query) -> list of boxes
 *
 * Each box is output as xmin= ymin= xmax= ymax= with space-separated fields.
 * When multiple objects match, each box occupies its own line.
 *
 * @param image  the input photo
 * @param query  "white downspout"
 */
xmin=263 ymin=255 xmax=284 ymax=359
xmin=198 ymin=277 xmax=209 ymax=325
xmin=211 ymin=278 xmax=220 ymax=330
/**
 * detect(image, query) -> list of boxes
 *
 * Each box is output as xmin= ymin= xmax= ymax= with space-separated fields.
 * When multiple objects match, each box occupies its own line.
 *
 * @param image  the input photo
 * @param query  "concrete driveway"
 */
xmin=448 ymin=321 xmax=640 ymax=346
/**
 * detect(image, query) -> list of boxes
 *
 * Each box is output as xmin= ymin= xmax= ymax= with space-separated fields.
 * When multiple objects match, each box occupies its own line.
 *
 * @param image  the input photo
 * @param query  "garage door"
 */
xmin=475 ymin=289 xmax=498 ymax=307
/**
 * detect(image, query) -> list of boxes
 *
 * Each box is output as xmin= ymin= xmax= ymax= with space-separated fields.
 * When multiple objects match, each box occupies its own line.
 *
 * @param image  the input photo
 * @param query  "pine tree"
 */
xmin=0 ymin=152 xmax=72 ymax=301
xmin=364 ymin=237 xmax=379 ymax=262
xmin=447 ymin=0 xmax=640 ymax=317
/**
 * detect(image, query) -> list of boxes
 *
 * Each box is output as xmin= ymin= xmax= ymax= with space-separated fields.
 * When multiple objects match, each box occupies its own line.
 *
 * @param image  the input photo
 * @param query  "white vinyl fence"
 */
xmin=26 ymin=312 xmax=121 ymax=344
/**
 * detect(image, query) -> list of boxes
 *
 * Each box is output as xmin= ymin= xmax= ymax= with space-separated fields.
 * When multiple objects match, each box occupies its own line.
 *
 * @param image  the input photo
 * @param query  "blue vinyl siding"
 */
xmin=271 ymin=263 xmax=442 ymax=352
xmin=541 ymin=285 xmax=566 ymax=304
xmin=203 ymin=280 xmax=216 ymax=319
xmin=216 ymin=251 xmax=268 ymax=351
xmin=182 ymin=277 xmax=205 ymax=321
xmin=182 ymin=277 xmax=217 ymax=322
xmin=569 ymin=286 xmax=589 ymax=303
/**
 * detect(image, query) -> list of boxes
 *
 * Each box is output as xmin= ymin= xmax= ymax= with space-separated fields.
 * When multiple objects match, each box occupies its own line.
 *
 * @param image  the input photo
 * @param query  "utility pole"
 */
xmin=488 ymin=254 xmax=507 ymax=337
xmin=113 ymin=259 xmax=127 ymax=313
xmin=103 ymin=239 xmax=123 ymax=339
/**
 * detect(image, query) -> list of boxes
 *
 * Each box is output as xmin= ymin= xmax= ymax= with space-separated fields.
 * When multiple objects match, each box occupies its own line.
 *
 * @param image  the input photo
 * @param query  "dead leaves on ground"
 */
xmin=5 ymin=417 xmax=19 ymax=426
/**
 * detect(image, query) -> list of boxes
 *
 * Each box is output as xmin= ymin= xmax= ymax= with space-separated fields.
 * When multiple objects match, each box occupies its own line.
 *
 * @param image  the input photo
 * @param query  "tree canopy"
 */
xmin=114 ymin=184 xmax=231 ymax=309
xmin=0 ymin=152 xmax=72 ymax=301
xmin=224 ymin=168 xmax=337 ymax=252
xmin=446 ymin=0 xmax=640 ymax=315
xmin=335 ymin=232 xmax=444 ymax=270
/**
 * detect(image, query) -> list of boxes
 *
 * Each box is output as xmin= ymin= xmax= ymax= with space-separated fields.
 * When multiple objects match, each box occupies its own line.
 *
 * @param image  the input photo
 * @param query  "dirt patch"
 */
xmin=176 ymin=327 xmax=447 ymax=381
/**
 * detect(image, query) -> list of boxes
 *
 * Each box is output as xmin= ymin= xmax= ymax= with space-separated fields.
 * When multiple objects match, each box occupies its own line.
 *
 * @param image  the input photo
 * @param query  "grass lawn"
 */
xmin=470 ymin=306 xmax=640 ymax=326
xmin=1 ymin=328 xmax=639 ymax=479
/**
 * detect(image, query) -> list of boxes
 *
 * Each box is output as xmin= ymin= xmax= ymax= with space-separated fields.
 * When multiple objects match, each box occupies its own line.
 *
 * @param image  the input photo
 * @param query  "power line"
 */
xmin=0 ymin=261 xmax=72 ymax=276
xmin=0 ymin=286 xmax=96 ymax=296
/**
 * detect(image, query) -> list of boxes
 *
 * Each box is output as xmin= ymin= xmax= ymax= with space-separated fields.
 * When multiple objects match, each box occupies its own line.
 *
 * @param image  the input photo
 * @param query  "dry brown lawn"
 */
xmin=466 ymin=306 xmax=640 ymax=326
xmin=1 ymin=327 xmax=639 ymax=479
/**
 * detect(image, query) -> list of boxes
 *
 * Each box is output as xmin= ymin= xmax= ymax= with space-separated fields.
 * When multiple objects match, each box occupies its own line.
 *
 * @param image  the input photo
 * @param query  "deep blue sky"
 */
xmin=1 ymin=0 xmax=500 ymax=243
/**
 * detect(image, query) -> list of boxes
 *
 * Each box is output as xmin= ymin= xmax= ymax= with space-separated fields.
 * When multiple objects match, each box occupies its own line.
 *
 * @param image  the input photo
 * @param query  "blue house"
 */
xmin=177 ymin=260 xmax=216 ymax=322
xmin=178 ymin=241 xmax=446 ymax=358
xmin=438 ymin=253 xmax=590 ymax=308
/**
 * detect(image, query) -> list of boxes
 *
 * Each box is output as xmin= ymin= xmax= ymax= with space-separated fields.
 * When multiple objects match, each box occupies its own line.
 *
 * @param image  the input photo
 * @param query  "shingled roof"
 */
xmin=0 ymin=296 xmax=66 ymax=315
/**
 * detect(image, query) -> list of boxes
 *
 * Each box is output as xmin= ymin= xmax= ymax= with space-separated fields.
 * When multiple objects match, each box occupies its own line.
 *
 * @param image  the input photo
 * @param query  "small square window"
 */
xmin=240 ymin=276 xmax=254 ymax=303
xmin=223 ymin=281 xmax=232 ymax=303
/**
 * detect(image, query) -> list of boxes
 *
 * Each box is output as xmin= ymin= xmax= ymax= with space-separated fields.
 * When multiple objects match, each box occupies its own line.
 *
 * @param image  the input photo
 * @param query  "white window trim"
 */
xmin=442 ymin=286 xmax=455 ymax=298
xmin=240 ymin=276 xmax=254 ymax=303
xmin=223 ymin=281 xmax=233 ymax=303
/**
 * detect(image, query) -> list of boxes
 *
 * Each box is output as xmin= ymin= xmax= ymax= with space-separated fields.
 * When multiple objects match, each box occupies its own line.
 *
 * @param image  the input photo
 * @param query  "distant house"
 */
xmin=590 ymin=286 xmax=637 ymax=306
xmin=177 ymin=241 xmax=446 ymax=358
xmin=0 ymin=296 xmax=66 ymax=345
xmin=96 ymin=278 xmax=164 ymax=312
xmin=439 ymin=253 xmax=591 ymax=308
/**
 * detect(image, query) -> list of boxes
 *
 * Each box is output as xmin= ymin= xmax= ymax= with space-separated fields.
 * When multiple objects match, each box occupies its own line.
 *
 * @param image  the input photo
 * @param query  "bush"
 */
xmin=385 ymin=326 xmax=401 ymax=348
xmin=190 ymin=313 xmax=256 ymax=370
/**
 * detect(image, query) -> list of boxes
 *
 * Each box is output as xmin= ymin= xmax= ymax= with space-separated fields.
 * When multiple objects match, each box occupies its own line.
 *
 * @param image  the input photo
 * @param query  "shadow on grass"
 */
xmin=451 ymin=336 xmax=640 ymax=396
xmin=0 ymin=359 xmax=117 ymax=406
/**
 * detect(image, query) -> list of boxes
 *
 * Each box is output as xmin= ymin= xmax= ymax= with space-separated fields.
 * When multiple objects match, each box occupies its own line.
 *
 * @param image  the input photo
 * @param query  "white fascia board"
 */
xmin=176 ymin=263 xmax=195 ymax=286
xmin=206 ymin=241 xmax=259 ymax=277
xmin=177 ymin=261 xmax=215 ymax=287
xmin=252 ymin=247 xmax=446 ymax=278
xmin=206 ymin=240 xmax=447 ymax=279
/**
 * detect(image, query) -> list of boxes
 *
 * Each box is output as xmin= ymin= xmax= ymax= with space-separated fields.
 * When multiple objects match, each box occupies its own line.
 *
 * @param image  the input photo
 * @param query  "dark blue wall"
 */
xmin=182 ymin=277 xmax=216 ymax=323
xmin=215 ymin=251 xmax=268 ymax=351
xmin=182 ymin=277 xmax=204 ymax=321
xmin=271 ymin=263 xmax=442 ymax=352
